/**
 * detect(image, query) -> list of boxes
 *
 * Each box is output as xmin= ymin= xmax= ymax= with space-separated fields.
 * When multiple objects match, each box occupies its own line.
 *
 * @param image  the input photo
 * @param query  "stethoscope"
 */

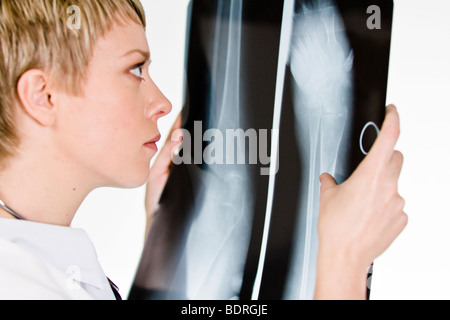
xmin=0 ymin=200 xmax=26 ymax=220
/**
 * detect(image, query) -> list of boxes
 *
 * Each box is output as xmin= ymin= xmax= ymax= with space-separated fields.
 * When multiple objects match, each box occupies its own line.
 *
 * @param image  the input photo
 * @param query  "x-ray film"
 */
xmin=130 ymin=0 xmax=393 ymax=300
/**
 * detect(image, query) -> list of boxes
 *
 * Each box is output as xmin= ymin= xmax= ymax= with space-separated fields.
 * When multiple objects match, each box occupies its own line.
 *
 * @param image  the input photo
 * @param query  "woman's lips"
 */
xmin=144 ymin=134 xmax=161 ymax=152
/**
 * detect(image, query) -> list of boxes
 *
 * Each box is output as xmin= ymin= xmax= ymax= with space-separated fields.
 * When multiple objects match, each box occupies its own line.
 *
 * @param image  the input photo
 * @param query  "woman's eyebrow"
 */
xmin=121 ymin=49 xmax=151 ymax=61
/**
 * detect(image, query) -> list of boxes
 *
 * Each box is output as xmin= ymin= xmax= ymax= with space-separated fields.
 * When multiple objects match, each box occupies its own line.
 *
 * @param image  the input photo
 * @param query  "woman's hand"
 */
xmin=315 ymin=105 xmax=408 ymax=300
xmin=145 ymin=114 xmax=182 ymax=234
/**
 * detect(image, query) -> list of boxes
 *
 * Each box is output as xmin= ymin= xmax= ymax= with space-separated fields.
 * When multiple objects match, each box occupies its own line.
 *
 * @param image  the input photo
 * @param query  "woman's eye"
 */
xmin=130 ymin=64 xmax=144 ymax=79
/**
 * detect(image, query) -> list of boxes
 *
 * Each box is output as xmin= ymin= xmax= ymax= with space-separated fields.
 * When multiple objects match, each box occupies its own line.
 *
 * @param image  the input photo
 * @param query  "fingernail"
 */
xmin=173 ymin=145 xmax=182 ymax=157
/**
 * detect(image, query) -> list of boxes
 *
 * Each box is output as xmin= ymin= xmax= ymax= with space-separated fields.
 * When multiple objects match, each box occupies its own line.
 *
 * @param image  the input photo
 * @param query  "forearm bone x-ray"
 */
xmin=284 ymin=0 xmax=355 ymax=299
xmin=130 ymin=0 xmax=393 ymax=300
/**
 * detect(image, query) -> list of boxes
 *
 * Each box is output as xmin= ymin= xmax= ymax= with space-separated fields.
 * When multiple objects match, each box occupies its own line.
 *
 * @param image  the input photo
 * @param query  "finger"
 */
xmin=397 ymin=195 xmax=406 ymax=213
xmin=320 ymin=173 xmax=338 ymax=193
xmin=387 ymin=198 xmax=408 ymax=238
xmin=162 ymin=113 xmax=183 ymax=153
xmin=389 ymin=150 xmax=404 ymax=180
xmin=160 ymin=130 xmax=183 ymax=162
xmin=169 ymin=113 xmax=182 ymax=136
xmin=366 ymin=105 xmax=400 ymax=164
xmin=151 ymin=114 xmax=183 ymax=173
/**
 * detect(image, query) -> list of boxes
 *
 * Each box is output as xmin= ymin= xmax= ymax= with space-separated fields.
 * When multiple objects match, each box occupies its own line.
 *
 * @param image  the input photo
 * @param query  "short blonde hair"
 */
xmin=0 ymin=0 xmax=146 ymax=160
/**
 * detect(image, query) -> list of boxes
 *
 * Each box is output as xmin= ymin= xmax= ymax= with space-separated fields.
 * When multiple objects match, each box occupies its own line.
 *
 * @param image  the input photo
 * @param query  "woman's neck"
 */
xmin=0 ymin=153 xmax=94 ymax=226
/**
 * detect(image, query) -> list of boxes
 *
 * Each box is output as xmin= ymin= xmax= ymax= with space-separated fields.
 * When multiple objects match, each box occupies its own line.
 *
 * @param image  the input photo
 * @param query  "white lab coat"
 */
xmin=0 ymin=238 xmax=93 ymax=300
xmin=0 ymin=219 xmax=116 ymax=300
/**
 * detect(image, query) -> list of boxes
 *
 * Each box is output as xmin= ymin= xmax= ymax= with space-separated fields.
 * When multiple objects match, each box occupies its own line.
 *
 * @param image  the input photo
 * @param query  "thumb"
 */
xmin=320 ymin=173 xmax=338 ymax=192
xmin=151 ymin=114 xmax=182 ymax=173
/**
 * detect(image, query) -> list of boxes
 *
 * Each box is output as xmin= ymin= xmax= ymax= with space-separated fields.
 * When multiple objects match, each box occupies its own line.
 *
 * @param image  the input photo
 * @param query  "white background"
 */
xmin=72 ymin=0 xmax=450 ymax=299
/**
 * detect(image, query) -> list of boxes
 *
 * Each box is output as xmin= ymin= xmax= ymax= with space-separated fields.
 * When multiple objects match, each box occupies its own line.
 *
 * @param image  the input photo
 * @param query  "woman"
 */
xmin=0 ymin=0 xmax=406 ymax=300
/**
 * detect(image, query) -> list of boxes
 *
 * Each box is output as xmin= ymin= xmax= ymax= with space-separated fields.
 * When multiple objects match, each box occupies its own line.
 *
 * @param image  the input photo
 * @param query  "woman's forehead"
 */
xmin=92 ymin=18 xmax=149 ymax=60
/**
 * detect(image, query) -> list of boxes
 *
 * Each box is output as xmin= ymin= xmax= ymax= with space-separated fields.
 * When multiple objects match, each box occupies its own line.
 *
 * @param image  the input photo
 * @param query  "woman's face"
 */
xmin=54 ymin=18 xmax=172 ymax=189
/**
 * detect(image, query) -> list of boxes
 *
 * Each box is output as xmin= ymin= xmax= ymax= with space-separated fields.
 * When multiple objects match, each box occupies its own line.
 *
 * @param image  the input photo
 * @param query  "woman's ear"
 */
xmin=16 ymin=70 xmax=56 ymax=126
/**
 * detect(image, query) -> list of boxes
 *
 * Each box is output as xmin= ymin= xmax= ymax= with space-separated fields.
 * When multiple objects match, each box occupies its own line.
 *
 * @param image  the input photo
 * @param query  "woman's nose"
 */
xmin=145 ymin=79 xmax=173 ymax=121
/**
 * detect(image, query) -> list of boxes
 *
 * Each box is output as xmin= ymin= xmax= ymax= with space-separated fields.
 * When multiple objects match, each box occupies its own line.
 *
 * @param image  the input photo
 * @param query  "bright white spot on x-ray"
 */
xmin=284 ymin=0 xmax=355 ymax=300
xmin=360 ymin=121 xmax=381 ymax=155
